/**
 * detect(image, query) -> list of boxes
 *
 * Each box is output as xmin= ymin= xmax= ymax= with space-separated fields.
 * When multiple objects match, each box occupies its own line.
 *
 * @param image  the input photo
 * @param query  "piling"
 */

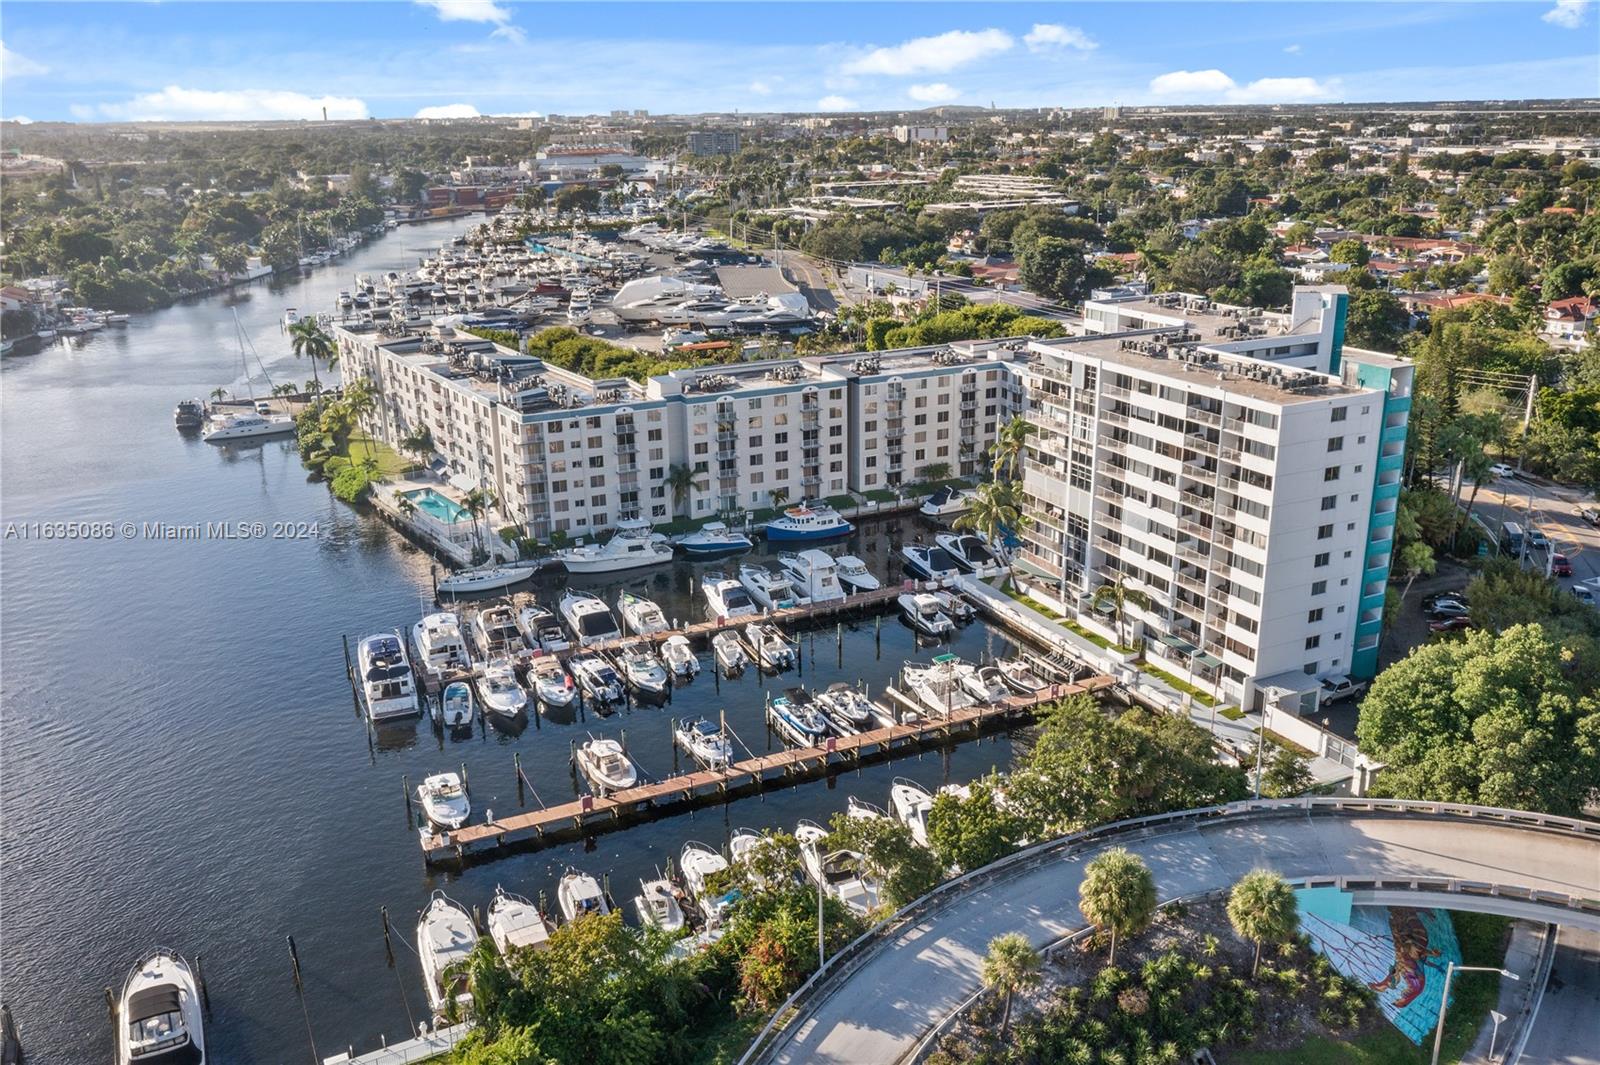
xmin=194 ymin=954 xmax=212 ymax=1017
xmin=460 ymin=761 xmax=470 ymax=795
xmin=381 ymin=906 xmax=395 ymax=966
xmin=515 ymin=752 xmax=524 ymax=805
xmin=403 ymin=775 xmax=412 ymax=825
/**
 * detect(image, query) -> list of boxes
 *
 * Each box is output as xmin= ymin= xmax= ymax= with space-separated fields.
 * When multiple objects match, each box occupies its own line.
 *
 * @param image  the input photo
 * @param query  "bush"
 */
xmin=330 ymin=464 xmax=375 ymax=502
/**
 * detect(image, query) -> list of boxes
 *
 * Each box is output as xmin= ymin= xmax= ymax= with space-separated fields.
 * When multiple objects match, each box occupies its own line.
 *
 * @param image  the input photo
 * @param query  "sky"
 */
xmin=0 ymin=1 xmax=1595 ymax=124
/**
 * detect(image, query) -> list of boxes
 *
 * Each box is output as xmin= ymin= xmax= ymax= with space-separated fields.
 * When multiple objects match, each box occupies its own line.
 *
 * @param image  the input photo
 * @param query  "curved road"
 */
xmin=757 ymin=801 xmax=1600 ymax=1065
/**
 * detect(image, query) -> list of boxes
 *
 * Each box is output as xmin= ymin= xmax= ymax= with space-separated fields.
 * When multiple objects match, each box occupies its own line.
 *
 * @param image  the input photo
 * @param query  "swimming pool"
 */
xmin=403 ymin=488 xmax=469 ymax=524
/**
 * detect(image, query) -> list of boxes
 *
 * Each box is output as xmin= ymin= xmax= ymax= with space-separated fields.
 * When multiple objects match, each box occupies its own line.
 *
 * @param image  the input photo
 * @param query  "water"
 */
xmin=0 ymin=217 xmax=1023 ymax=1064
xmin=404 ymin=487 xmax=469 ymax=525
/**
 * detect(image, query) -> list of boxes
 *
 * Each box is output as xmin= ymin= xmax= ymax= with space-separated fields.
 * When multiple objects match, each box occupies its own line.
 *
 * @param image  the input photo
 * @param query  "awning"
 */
xmin=1157 ymin=633 xmax=1197 ymax=655
xmin=1192 ymin=651 xmax=1223 ymax=669
xmin=448 ymin=472 xmax=478 ymax=492
xmin=1011 ymin=556 xmax=1061 ymax=582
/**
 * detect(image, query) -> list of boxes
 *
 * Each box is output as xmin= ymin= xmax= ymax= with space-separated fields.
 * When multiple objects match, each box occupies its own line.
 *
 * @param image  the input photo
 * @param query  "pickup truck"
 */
xmin=1320 ymin=675 xmax=1368 ymax=703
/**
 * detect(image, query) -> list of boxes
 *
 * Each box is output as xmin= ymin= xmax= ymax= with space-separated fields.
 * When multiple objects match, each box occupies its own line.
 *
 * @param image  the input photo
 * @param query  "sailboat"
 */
xmin=204 ymin=311 xmax=297 ymax=443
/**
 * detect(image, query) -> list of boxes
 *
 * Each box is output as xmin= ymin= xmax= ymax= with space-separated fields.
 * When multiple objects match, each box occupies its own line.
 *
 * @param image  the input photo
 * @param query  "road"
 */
xmin=760 ymin=806 xmax=1600 ymax=1065
xmin=1459 ymin=473 xmax=1600 ymax=588
xmin=1518 ymin=927 xmax=1600 ymax=1065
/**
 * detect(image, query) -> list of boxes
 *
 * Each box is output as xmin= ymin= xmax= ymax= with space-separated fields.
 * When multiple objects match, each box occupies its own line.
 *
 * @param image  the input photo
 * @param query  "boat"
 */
xmin=559 ymin=590 xmax=622 ymax=647
xmin=933 ymin=590 xmax=975 ymax=623
xmin=901 ymin=544 xmax=962 ymax=582
xmin=416 ymin=772 xmax=470 ymax=829
xmin=202 ymin=411 xmax=296 ymax=443
xmin=920 ymin=485 xmax=973 ymax=519
xmin=661 ymin=634 xmax=700 ymax=678
xmin=675 ymin=521 xmax=754 ymax=556
xmin=835 ymin=554 xmax=880 ymax=593
xmin=570 ymin=653 xmax=624 ymax=705
xmin=815 ymin=682 xmax=874 ymax=731
xmin=527 ymin=652 xmax=577 ymax=709
xmin=435 ymin=680 xmax=475 ymax=729
xmin=472 ymin=604 xmax=523 ymax=657
xmin=778 ymin=549 xmax=847 ymax=604
xmin=768 ymin=687 xmax=828 ymax=745
xmin=702 ymin=571 xmax=758 ymax=620
xmin=477 ymin=656 xmax=529 ymax=718
xmin=436 ymin=563 xmax=538 ymax=596
xmin=558 ymin=869 xmax=611 ymax=921
xmin=739 ymin=563 xmax=810 ymax=612
xmin=903 ymin=655 xmax=980 ymax=717
xmin=576 ymin=737 xmax=637 ymax=794
xmin=487 ymin=887 xmax=552 ymax=955
xmin=357 ymin=633 xmax=420 ymax=721
xmin=116 ymin=949 xmax=206 ymax=1065
xmin=680 ymin=841 xmax=735 ymax=920
xmin=762 ymin=502 xmax=854 ymax=542
xmin=997 ymin=657 xmax=1047 ymax=696
xmin=617 ymin=590 xmax=669 ymax=635
xmin=899 ymin=593 xmax=955 ymax=637
xmin=847 ymin=796 xmax=887 ymax=821
xmin=890 ymin=778 xmax=936 ymax=848
xmin=417 ymin=892 xmax=476 ymax=1019
xmin=729 ymin=827 xmax=763 ymax=867
xmin=412 ymin=612 xmax=472 ymax=682
xmin=743 ymin=621 xmax=796 ymax=671
xmin=173 ymin=399 xmax=206 ymax=430
xmin=614 ymin=641 xmax=669 ymax=696
xmin=712 ymin=629 xmax=749 ymax=672
xmin=516 ymin=604 xmax=570 ymax=653
xmin=675 ymin=716 xmax=733 ymax=768
xmin=935 ymin=532 xmax=1003 ymax=577
xmin=796 ymin=820 xmax=880 ymax=917
xmin=961 ymin=663 xmax=1011 ymax=705
xmin=633 ymin=878 xmax=686 ymax=933
xmin=552 ymin=519 xmax=674 ymax=574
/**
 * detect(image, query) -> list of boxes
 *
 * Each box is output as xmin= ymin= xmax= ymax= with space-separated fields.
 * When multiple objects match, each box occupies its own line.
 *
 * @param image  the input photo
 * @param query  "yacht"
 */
xmin=116 ymin=949 xmax=206 ymax=1065
xmin=997 ymin=657 xmax=1047 ymax=696
xmin=570 ymin=654 xmax=624 ymax=705
xmin=675 ymin=521 xmax=754 ymax=556
xmin=477 ymin=657 xmax=529 ymax=718
xmin=417 ymin=893 xmax=476 ymax=1019
xmin=743 ymin=621 xmax=796 ymax=671
xmin=202 ymin=411 xmax=296 ymax=443
xmin=552 ymin=519 xmax=674 ymax=574
xmin=436 ymin=564 xmax=538 ymax=596
xmin=680 ymin=841 xmax=734 ymax=920
xmin=516 ymin=603 xmax=570 ymax=653
xmin=901 ymin=544 xmax=963 ymax=582
xmin=712 ymin=629 xmax=749 ymax=672
xmin=617 ymin=591 xmax=669 ymax=635
xmin=847 ymin=796 xmax=887 ymax=821
xmin=661 ymin=634 xmax=699 ymax=678
xmin=920 ymin=485 xmax=973 ymax=519
xmin=778 ymin=550 xmax=847 ymax=604
xmin=472 ymin=604 xmax=522 ymax=658
xmin=702 ymin=571 xmax=758 ymax=620
xmin=559 ymin=590 xmax=622 ymax=647
xmin=762 ymin=503 xmax=854 ymax=542
xmin=961 ymin=664 xmax=1011 ymax=705
xmin=417 ymin=772 xmax=471 ymax=829
xmin=903 ymin=655 xmax=980 ymax=717
xmin=739 ymin=563 xmax=810 ymax=612
xmin=576 ymin=737 xmax=636 ymax=794
xmin=487 ymin=887 xmax=552 ymax=955
xmin=675 ymin=716 xmax=733 ymax=768
xmin=815 ymin=682 xmax=874 ymax=732
xmin=613 ymin=641 xmax=669 ymax=696
xmin=435 ymin=680 xmax=475 ymax=729
xmin=557 ymin=869 xmax=610 ymax=921
xmin=527 ymin=652 xmax=577 ymax=709
xmin=173 ymin=398 xmax=206 ymax=430
xmin=890 ymin=779 xmax=936 ymax=848
xmin=633 ymin=878 xmax=686 ymax=933
xmin=412 ymin=612 xmax=473 ymax=683
xmin=935 ymin=532 xmax=1003 ymax=577
xmin=835 ymin=555 xmax=880 ymax=593
xmin=796 ymin=820 xmax=880 ymax=917
xmin=933 ymin=590 xmax=975 ymax=623
xmin=729 ymin=827 xmax=763 ymax=868
xmin=768 ymin=688 xmax=828 ymax=746
xmin=899 ymin=593 xmax=955 ymax=637
xmin=357 ymin=634 xmax=420 ymax=721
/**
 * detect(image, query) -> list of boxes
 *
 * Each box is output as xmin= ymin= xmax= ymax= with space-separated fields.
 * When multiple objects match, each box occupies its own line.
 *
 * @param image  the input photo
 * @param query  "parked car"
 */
xmin=1423 ymin=593 xmax=1470 ymax=619
xmin=1552 ymin=553 xmax=1573 ymax=577
xmin=1527 ymin=527 xmax=1549 ymax=551
xmin=1488 ymin=463 xmax=1516 ymax=479
xmin=1422 ymin=591 xmax=1468 ymax=610
xmin=1578 ymin=507 xmax=1600 ymax=528
xmin=1575 ymin=585 xmax=1596 ymax=606
xmin=1429 ymin=616 xmax=1474 ymax=634
xmin=1319 ymin=675 xmax=1368 ymax=703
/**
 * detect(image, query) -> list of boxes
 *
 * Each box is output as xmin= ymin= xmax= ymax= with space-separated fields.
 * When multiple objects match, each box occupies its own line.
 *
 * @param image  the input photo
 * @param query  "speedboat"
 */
xmin=899 ymin=593 xmax=955 ymax=637
xmin=558 ymin=869 xmax=610 ymax=921
xmin=472 ymin=603 xmax=522 ymax=658
xmin=712 ymin=630 xmax=749 ymax=673
xmin=516 ymin=604 xmax=570 ymax=653
xmin=436 ymin=563 xmax=538 ymax=596
xmin=618 ymin=590 xmax=669 ymax=635
xmin=901 ymin=544 xmax=962 ymax=582
xmin=933 ymin=590 xmax=975 ymax=623
xmin=763 ymin=503 xmax=854 ymax=542
xmin=487 ymin=887 xmax=552 ymax=955
xmin=729 ymin=827 xmax=762 ymax=868
xmin=570 ymin=654 xmax=624 ymax=705
xmin=614 ymin=641 xmax=669 ymax=696
xmin=417 ymin=772 xmax=471 ymax=829
xmin=676 ymin=521 xmax=754 ymax=556
xmin=633 ymin=878 xmax=686 ymax=933
xmin=903 ymin=654 xmax=979 ymax=717
xmin=478 ymin=656 xmax=529 ymax=718
xmin=680 ymin=841 xmax=734 ymax=919
xmin=815 ymin=682 xmax=874 ymax=731
xmin=173 ymin=398 xmax=206 ymax=430
xmin=576 ymin=737 xmax=636 ymax=793
xmin=890 ymin=778 xmax=936 ymax=848
xmin=778 ymin=549 xmax=847 ymax=604
xmin=527 ymin=652 xmax=577 ymax=709
xmin=997 ymin=657 xmax=1047 ymax=695
xmin=847 ymin=796 xmax=887 ymax=821
xmin=117 ymin=949 xmax=205 ymax=1065
xmin=559 ymin=590 xmax=622 ymax=647
xmin=417 ymin=892 xmax=476 ymax=1019
xmin=961 ymin=664 xmax=1011 ymax=705
xmin=835 ymin=554 xmax=880 ymax=593
xmin=357 ymin=633 xmax=420 ymax=721
xmin=935 ymin=532 xmax=1003 ymax=577
xmin=702 ymin=571 xmax=758 ymax=620
xmin=743 ymin=621 xmax=796 ymax=671
xmin=768 ymin=687 xmax=828 ymax=745
xmin=920 ymin=485 xmax=973 ymax=519
xmin=739 ymin=563 xmax=810 ymax=611
xmin=661 ymin=634 xmax=700 ymax=678
xmin=435 ymin=680 xmax=475 ymax=729
xmin=675 ymin=716 xmax=733 ymax=767
xmin=552 ymin=519 xmax=674 ymax=574
xmin=202 ymin=411 xmax=296 ymax=443
xmin=796 ymin=820 xmax=880 ymax=917
xmin=412 ymin=612 xmax=472 ymax=682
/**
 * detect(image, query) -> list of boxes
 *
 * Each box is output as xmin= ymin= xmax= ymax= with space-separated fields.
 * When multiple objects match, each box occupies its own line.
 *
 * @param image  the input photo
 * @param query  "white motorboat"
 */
xmin=712 ymin=629 xmax=749 ymax=672
xmin=935 ymin=532 xmax=1004 ymax=577
xmin=436 ymin=563 xmax=538 ymax=596
xmin=762 ymin=503 xmax=854 ymax=542
xmin=559 ymin=590 xmax=622 ymax=647
xmin=435 ymin=680 xmax=475 ymax=729
xmin=614 ymin=641 xmax=669 ymax=696
xmin=815 ymin=682 xmax=874 ymax=731
xmin=357 ymin=633 xmax=420 ymax=721
xmin=417 ymin=892 xmax=476 ymax=1018
xmin=675 ymin=521 xmax=754 ymax=556
xmin=570 ymin=653 xmax=624 ymax=705
xmin=117 ymin=949 xmax=206 ymax=1065
xmin=899 ymin=593 xmax=955 ymax=637
xmin=768 ymin=687 xmax=828 ymax=745
xmin=557 ymin=869 xmax=610 ymax=921
xmin=903 ymin=654 xmax=980 ymax=717
xmin=680 ymin=841 xmax=733 ymax=919
xmin=675 ymin=716 xmax=733 ymax=768
xmin=835 ymin=554 xmax=880 ymax=593
xmin=961 ymin=663 xmax=1011 ymax=705
xmin=933 ymin=590 xmax=975 ymax=623
xmin=552 ymin=519 xmax=674 ymax=574
xmin=847 ymin=796 xmax=887 ymax=821
xmin=478 ymin=656 xmax=529 ymax=717
xmin=778 ymin=549 xmax=847 ymax=604
xmin=412 ymin=612 xmax=472 ymax=682
xmin=743 ymin=621 xmax=796 ymax=671
xmin=901 ymin=544 xmax=962 ymax=582
xmin=417 ymin=772 xmax=471 ymax=829
xmin=472 ymin=603 xmax=523 ymax=658
xmin=729 ymin=827 xmax=762 ymax=867
xmin=997 ymin=657 xmax=1047 ymax=696
xmin=527 ymin=652 xmax=577 ymax=709
xmin=516 ymin=604 xmax=570 ymax=653
xmin=203 ymin=411 xmax=296 ymax=443
xmin=633 ymin=878 xmax=686 ymax=933
xmin=618 ymin=590 xmax=669 ymax=635
xmin=702 ymin=571 xmax=758 ymax=620
xmin=661 ymin=634 xmax=700 ymax=678
xmin=920 ymin=485 xmax=973 ymax=519
xmin=576 ymin=737 xmax=637 ymax=793
xmin=796 ymin=820 xmax=880 ymax=917
xmin=890 ymin=778 xmax=936 ymax=848
xmin=739 ymin=563 xmax=810 ymax=612
xmin=487 ymin=887 xmax=552 ymax=955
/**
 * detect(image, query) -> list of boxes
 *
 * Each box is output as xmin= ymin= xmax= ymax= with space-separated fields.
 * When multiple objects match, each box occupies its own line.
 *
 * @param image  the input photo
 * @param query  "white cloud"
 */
xmin=416 ymin=0 xmax=511 ymax=23
xmin=98 ymin=86 xmax=370 ymax=122
xmin=841 ymin=28 xmax=1012 ymax=76
xmin=6 ymin=115 xmax=32 ymax=124
xmin=748 ymin=80 xmax=773 ymax=96
xmin=416 ymin=102 xmax=481 ymax=119
xmin=1023 ymin=24 xmax=1096 ymax=53
xmin=1 ymin=40 xmax=49 ymax=79
xmin=907 ymin=82 xmax=961 ymax=104
xmin=490 ymin=25 xmax=528 ymax=46
xmin=1148 ymin=69 xmax=1340 ymax=103
xmin=1148 ymin=69 xmax=1237 ymax=97
xmin=1542 ymin=0 xmax=1591 ymax=28
xmin=1283 ymin=43 xmax=1303 ymax=54
xmin=817 ymin=94 xmax=857 ymax=112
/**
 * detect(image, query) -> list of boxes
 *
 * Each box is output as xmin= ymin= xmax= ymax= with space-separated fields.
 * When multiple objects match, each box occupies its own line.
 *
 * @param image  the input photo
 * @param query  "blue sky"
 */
xmin=1 ymin=1 xmax=1595 ymax=123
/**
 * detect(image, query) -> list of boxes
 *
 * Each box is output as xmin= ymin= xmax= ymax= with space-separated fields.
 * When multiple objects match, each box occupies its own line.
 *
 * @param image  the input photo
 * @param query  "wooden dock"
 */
xmin=418 ymin=673 xmax=1113 ymax=866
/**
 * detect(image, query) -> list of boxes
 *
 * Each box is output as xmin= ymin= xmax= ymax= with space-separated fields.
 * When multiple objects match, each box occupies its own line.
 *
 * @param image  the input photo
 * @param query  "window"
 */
xmin=1331 ymin=407 xmax=1347 ymax=422
xmin=1305 ymin=635 xmax=1321 ymax=650
xmin=1314 ymin=552 xmax=1330 ymax=567
xmin=1311 ymin=580 xmax=1327 ymax=595
xmin=1303 ymin=662 xmax=1319 ymax=675
xmin=1308 ymin=608 xmax=1323 ymax=623
xmin=1317 ymin=524 xmax=1333 ymax=540
xmin=1324 ymin=466 xmax=1340 ymax=481
xmin=1321 ymin=495 xmax=1337 ymax=511
xmin=1327 ymin=437 xmax=1344 ymax=452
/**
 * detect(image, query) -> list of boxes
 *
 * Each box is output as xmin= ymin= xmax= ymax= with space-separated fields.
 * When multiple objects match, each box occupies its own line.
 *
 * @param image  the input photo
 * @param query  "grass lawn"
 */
xmin=1138 ymin=663 xmax=1220 ymax=707
xmin=1219 ymin=705 xmax=1246 ymax=721
xmin=824 ymin=493 xmax=857 ymax=512
xmin=863 ymin=488 xmax=899 ymax=504
xmin=324 ymin=432 xmax=411 ymax=479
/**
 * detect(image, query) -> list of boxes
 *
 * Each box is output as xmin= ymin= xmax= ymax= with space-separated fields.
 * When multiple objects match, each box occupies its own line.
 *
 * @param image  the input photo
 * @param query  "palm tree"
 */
xmin=209 ymin=387 xmax=230 ymax=404
xmin=991 ymin=415 xmax=1036 ymax=480
xmin=981 ymin=932 xmax=1041 ymax=1041
xmin=342 ymin=377 xmax=378 ymax=456
xmin=665 ymin=463 xmax=707 ymax=518
xmin=461 ymin=488 xmax=498 ymax=558
xmin=272 ymin=381 xmax=297 ymax=398
xmin=396 ymin=494 xmax=417 ymax=520
xmin=955 ymin=481 xmax=1030 ymax=582
xmin=768 ymin=486 xmax=790 ymax=512
xmin=288 ymin=317 xmax=336 ymax=390
xmin=1091 ymin=576 xmax=1149 ymax=652
xmin=1227 ymin=869 xmax=1299 ymax=977
xmin=1078 ymin=847 xmax=1157 ymax=967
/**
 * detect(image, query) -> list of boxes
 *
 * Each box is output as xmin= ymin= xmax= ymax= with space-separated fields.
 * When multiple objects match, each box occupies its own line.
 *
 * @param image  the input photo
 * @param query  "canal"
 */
xmin=0 ymin=217 xmax=1026 ymax=1064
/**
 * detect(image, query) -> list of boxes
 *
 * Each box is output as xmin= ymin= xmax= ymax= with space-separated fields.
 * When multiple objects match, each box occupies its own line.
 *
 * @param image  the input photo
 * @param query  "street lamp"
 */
xmin=1430 ymin=963 xmax=1519 ymax=1065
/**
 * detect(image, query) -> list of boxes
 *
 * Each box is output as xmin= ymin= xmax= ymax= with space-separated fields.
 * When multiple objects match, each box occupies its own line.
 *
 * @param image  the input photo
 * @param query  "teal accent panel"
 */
xmin=1329 ymin=293 xmax=1348 ymax=375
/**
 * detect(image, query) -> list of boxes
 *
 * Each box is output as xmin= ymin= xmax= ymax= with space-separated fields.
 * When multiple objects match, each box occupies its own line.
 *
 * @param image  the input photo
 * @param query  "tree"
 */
xmin=990 ymin=414 xmax=1035 ymax=480
xmin=1078 ymin=847 xmax=1157 ymax=966
xmin=1345 ymin=288 xmax=1409 ymax=351
xmin=954 ymin=481 xmax=1029 ymax=578
xmin=824 ymin=811 xmax=944 ymax=908
xmin=921 ymin=461 xmax=951 ymax=483
xmin=1258 ymin=745 xmax=1313 ymax=799
xmin=209 ymin=387 xmax=230 ymax=403
xmin=1329 ymin=239 xmax=1370 ymax=266
xmin=1227 ymin=869 xmax=1299 ymax=977
xmin=768 ymin=486 xmax=790 ymax=510
xmin=981 ymin=932 xmax=1041 ymax=1040
xmin=664 ymin=463 xmax=705 ymax=518
xmin=926 ymin=782 xmax=1023 ymax=872
xmin=1019 ymin=237 xmax=1099 ymax=303
xmin=461 ymin=487 xmax=498 ymax=558
xmin=1092 ymin=577 xmax=1149 ymax=651
xmin=211 ymin=242 xmax=249 ymax=277
xmin=289 ymin=316 xmax=337 ymax=390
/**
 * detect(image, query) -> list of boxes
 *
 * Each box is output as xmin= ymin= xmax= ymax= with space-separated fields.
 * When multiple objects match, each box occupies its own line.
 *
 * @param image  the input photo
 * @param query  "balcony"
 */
xmin=960 ymin=397 xmax=978 ymax=412
xmin=1178 ymin=517 xmax=1212 ymax=540
xmin=1174 ymin=597 xmax=1206 ymax=622
xmin=959 ymin=417 xmax=977 ymax=432
xmin=716 ymin=428 xmax=738 ymax=443
xmin=1103 ymin=383 xmax=1132 ymax=400
xmin=1176 ymin=543 xmax=1210 ymax=565
xmin=1174 ymin=570 xmax=1207 ymax=595
xmin=616 ymin=461 xmax=639 ymax=475
xmin=1186 ymin=407 xmax=1221 ymax=427
xmin=1179 ymin=487 xmax=1213 ymax=509
xmin=1099 ymin=409 xmax=1129 ymax=428
xmin=1185 ymin=433 xmax=1218 ymax=457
